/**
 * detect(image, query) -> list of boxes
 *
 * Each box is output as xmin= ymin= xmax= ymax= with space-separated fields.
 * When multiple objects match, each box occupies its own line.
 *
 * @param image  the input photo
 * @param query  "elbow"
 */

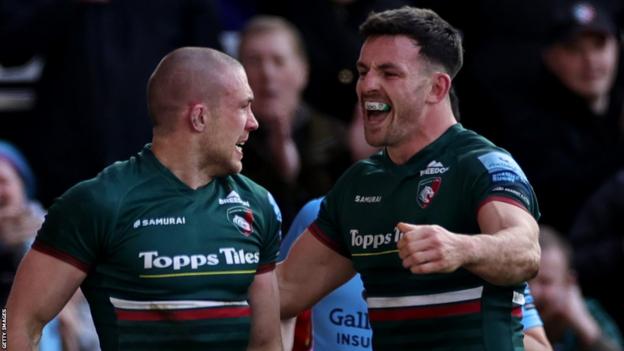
xmin=514 ymin=240 xmax=540 ymax=283
xmin=280 ymin=292 xmax=303 ymax=319
xmin=521 ymin=218 xmax=541 ymax=281
xmin=525 ymin=241 xmax=541 ymax=280
xmin=281 ymin=307 xmax=298 ymax=320
xmin=276 ymin=267 xmax=298 ymax=320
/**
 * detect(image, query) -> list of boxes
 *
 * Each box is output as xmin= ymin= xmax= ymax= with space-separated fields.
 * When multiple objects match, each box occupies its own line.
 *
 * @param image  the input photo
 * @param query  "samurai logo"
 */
xmin=227 ymin=206 xmax=254 ymax=236
xmin=417 ymin=177 xmax=442 ymax=208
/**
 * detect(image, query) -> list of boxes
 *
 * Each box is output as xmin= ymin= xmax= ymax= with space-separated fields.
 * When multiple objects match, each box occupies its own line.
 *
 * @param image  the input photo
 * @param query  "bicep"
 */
xmin=277 ymin=229 xmax=355 ymax=318
xmin=477 ymin=201 xmax=538 ymax=238
xmin=7 ymin=249 xmax=86 ymax=334
xmin=248 ymin=270 xmax=281 ymax=349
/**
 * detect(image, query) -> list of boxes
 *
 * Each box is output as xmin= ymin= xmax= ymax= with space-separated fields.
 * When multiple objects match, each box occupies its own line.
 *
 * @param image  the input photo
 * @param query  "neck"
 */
xmin=151 ymin=136 xmax=214 ymax=189
xmin=387 ymin=109 xmax=457 ymax=165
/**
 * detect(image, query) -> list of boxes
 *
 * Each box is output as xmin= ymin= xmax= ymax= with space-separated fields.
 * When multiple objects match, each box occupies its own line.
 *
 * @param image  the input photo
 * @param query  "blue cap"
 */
xmin=0 ymin=140 xmax=36 ymax=198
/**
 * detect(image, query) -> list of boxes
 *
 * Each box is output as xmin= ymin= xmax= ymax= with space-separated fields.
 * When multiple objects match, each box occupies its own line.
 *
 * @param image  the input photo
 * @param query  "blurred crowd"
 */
xmin=1 ymin=0 xmax=624 ymax=350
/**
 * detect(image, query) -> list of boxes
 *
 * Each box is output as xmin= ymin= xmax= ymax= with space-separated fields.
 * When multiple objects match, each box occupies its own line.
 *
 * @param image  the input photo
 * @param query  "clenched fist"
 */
xmin=397 ymin=222 xmax=469 ymax=274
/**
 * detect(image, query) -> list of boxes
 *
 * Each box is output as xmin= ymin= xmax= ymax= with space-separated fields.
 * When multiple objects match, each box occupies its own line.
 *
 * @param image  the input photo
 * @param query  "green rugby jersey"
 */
xmin=33 ymin=145 xmax=282 ymax=351
xmin=312 ymin=124 xmax=539 ymax=350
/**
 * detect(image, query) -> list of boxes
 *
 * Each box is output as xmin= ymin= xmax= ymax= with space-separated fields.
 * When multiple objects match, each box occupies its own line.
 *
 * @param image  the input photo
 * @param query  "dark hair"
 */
xmin=359 ymin=6 xmax=463 ymax=78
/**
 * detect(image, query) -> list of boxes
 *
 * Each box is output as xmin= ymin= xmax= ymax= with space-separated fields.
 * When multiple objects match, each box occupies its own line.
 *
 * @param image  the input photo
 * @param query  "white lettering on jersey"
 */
xmin=218 ymin=190 xmax=250 ymax=207
xmin=349 ymin=227 xmax=403 ymax=249
xmin=138 ymin=249 xmax=259 ymax=270
xmin=133 ymin=217 xmax=186 ymax=228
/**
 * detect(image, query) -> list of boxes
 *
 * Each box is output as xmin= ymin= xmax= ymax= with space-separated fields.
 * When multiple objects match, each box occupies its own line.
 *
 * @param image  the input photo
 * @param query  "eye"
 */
xmin=384 ymin=71 xmax=399 ymax=78
xmin=356 ymin=64 xmax=368 ymax=77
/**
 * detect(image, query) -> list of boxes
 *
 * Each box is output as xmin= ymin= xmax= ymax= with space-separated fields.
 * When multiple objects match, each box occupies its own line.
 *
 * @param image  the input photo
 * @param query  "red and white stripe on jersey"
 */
xmin=367 ymin=286 xmax=484 ymax=321
xmin=109 ymin=297 xmax=250 ymax=321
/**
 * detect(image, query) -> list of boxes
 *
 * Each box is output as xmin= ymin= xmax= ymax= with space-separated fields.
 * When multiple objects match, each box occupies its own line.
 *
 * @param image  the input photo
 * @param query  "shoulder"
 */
xmin=450 ymin=128 xmax=527 ymax=178
xmin=227 ymin=174 xmax=281 ymax=216
xmin=343 ymin=151 xmax=386 ymax=178
xmin=53 ymin=155 xmax=146 ymax=215
xmin=228 ymin=173 xmax=272 ymax=199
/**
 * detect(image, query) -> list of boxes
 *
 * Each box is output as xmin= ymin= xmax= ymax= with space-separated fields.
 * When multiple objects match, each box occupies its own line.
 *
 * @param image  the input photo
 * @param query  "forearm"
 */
xmin=6 ymin=308 xmax=44 ymax=351
xmin=570 ymin=311 xmax=621 ymax=351
xmin=466 ymin=202 xmax=540 ymax=285
xmin=277 ymin=269 xmax=314 ymax=319
xmin=7 ymin=250 xmax=86 ymax=351
xmin=268 ymin=136 xmax=300 ymax=184
xmin=247 ymin=338 xmax=283 ymax=351
xmin=277 ymin=231 xmax=355 ymax=319
xmin=248 ymin=272 xmax=283 ymax=351
xmin=583 ymin=338 xmax=622 ymax=351
xmin=462 ymin=227 xmax=540 ymax=285
xmin=280 ymin=317 xmax=296 ymax=351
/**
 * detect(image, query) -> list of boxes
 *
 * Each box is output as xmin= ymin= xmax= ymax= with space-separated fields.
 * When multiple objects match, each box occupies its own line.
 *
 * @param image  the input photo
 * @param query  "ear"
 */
xmin=189 ymin=103 xmax=208 ymax=132
xmin=426 ymin=72 xmax=452 ymax=104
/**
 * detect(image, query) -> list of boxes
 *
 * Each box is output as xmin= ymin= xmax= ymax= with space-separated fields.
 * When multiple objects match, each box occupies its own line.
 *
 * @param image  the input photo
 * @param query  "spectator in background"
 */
xmin=530 ymin=225 xmax=624 ymax=351
xmin=267 ymin=0 xmax=410 ymax=122
xmin=0 ymin=140 xmax=43 ymax=306
xmin=569 ymin=169 xmax=624 ymax=332
xmin=501 ymin=0 xmax=624 ymax=234
xmin=0 ymin=140 xmax=99 ymax=351
xmin=0 ymin=0 xmax=223 ymax=207
xmin=238 ymin=15 xmax=351 ymax=228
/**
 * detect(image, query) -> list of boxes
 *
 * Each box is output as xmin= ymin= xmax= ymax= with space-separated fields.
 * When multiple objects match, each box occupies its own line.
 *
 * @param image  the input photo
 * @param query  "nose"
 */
xmin=357 ymin=72 xmax=380 ymax=97
xmin=257 ymin=59 xmax=278 ymax=85
xmin=247 ymin=111 xmax=259 ymax=131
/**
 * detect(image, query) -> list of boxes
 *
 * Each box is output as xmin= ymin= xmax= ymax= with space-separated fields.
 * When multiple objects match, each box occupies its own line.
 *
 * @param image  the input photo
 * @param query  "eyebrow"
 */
xmin=356 ymin=61 xmax=402 ymax=71
xmin=377 ymin=63 xmax=401 ymax=71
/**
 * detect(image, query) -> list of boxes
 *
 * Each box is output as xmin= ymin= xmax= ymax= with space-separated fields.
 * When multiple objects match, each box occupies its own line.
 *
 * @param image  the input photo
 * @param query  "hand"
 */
xmin=397 ymin=222 xmax=466 ymax=274
xmin=560 ymin=283 xmax=603 ymax=347
xmin=262 ymin=108 xmax=300 ymax=183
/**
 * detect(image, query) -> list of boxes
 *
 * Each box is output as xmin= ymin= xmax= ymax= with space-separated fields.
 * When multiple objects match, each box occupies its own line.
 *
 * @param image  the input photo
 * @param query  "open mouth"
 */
xmin=235 ymin=140 xmax=246 ymax=153
xmin=364 ymin=101 xmax=392 ymax=123
xmin=365 ymin=101 xmax=391 ymax=112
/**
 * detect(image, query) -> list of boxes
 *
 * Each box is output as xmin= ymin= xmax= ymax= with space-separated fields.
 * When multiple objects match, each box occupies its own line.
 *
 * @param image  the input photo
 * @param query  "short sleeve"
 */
xmin=256 ymin=191 xmax=282 ymax=272
xmin=471 ymin=150 xmax=540 ymax=219
xmin=32 ymin=181 xmax=113 ymax=272
xmin=310 ymin=186 xmax=351 ymax=258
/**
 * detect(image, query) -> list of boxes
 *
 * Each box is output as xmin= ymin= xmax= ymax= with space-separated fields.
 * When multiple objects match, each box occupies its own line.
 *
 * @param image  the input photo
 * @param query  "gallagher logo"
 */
xmin=417 ymin=177 xmax=441 ymax=208
xmin=227 ymin=206 xmax=254 ymax=236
